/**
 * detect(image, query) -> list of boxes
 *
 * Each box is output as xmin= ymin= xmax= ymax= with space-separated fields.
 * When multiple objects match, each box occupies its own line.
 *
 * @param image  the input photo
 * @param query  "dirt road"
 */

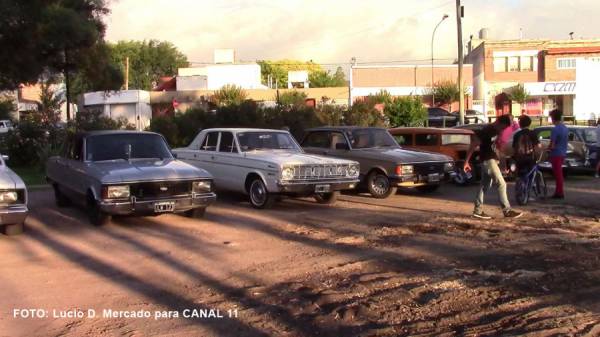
xmin=1 ymin=178 xmax=599 ymax=336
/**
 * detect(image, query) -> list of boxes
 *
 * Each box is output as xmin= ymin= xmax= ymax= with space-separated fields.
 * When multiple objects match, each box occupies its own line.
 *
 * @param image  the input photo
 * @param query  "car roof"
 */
xmin=201 ymin=128 xmax=290 ymax=133
xmin=305 ymin=126 xmax=387 ymax=132
xmin=79 ymin=130 xmax=159 ymax=137
xmin=534 ymin=125 xmax=595 ymax=130
xmin=389 ymin=127 xmax=474 ymax=135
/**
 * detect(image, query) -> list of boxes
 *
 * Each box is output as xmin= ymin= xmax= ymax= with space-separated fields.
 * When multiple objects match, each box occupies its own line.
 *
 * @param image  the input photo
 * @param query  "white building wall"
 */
xmin=82 ymin=90 xmax=151 ymax=130
xmin=205 ymin=64 xmax=263 ymax=89
xmin=575 ymin=59 xmax=600 ymax=120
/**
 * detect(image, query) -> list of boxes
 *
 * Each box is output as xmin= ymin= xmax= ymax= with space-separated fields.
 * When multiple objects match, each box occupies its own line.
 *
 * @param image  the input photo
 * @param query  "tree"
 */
xmin=38 ymin=78 xmax=63 ymax=125
xmin=508 ymin=84 xmax=530 ymax=104
xmin=429 ymin=81 xmax=461 ymax=106
xmin=278 ymin=91 xmax=307 ymax=107
xmin=0 ymin=96 xmax=15 ymax=121
xmin=107 ymin=40 xmax=189 ymax=90
xmin=384 ymin=96 xmax=427 ymax=127
xmin=257 ymin=60 xmax=322 ymax=87
xmin=213 ymin=85 xmax=248 ymax=107
xmin=343 ymin=102 xmax=386 ymax=127
xmin=365 ymin=90 xmax=393 ymax=106
xmin=0 ymin=0 xmax=123 ymax=119
xmin=309 ymin=67 xmax=346 ymax=87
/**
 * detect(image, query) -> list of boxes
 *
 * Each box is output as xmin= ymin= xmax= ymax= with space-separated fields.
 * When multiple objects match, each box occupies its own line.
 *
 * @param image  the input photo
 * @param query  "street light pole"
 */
xmin=431 ymin=14 xmax=449 ymax=107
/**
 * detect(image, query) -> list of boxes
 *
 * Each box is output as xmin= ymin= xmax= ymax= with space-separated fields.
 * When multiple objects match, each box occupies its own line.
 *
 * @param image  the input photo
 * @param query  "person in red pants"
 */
xmin=548 ymin=109 xmax=568 ymax=199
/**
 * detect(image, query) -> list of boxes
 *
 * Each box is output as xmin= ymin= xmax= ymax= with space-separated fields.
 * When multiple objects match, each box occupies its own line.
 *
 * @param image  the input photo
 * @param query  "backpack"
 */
xmin=515 ymin=130 xmax=534 ymax=158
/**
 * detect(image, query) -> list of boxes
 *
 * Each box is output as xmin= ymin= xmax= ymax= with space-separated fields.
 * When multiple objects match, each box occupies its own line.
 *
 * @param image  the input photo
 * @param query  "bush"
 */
xmin=213 ymin=84 xmax=248 ymax=107
xmin=0 ymin=97 xmax=15 ymax=121
xmin=365 ymin=89 xmax=393 ymax=106
xmin=70 ymin=110 xmax=134 ymax=131
xmin=278 ymin=90 xmax=307 ymax=108
xmin=149 ymin=115 xmax=179 ymax=147
xmin=385 ymin=96 xmax=427 ymax=127
xmin=343 ymin=102 xmax=386 ymax=127
xmin=173 ymin=107 xmax=215 ymax=147
xmin=429 ymin=81 xmax=461 ymax=106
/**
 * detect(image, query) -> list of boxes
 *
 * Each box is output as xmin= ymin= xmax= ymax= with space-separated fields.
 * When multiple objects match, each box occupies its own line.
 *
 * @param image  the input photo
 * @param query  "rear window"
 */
xmin=442 ymin=134 xmax=471 ymax=145
xmin=393 ymin=134 xmax=413 ymax=146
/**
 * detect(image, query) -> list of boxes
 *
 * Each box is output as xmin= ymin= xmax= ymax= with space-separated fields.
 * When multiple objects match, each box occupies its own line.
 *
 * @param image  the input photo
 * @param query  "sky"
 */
xmin=105 ymin=0 xmax=600 ymax=69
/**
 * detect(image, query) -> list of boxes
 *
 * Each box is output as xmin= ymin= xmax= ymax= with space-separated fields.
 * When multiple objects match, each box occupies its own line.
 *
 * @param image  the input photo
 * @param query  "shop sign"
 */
xmin=524 ymin=81 xmax=576 ymax=96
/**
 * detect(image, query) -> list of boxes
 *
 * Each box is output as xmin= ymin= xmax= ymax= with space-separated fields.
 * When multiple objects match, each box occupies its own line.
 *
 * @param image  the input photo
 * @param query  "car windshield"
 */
xmin=442 ymin=134 xmax=471 ymax=145
xmin=237 ymin=132 xmax=301 ymax=152
xmin=86 ymin=134 xmax=173 ymax=161
xmin=346 ymin=129 xmax=398 ymax=149
xmin=580 ymin=129 xmax=598 ymax=143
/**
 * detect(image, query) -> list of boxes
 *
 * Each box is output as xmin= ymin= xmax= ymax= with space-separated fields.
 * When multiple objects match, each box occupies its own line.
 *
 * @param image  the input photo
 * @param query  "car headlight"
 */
xmin=0 ymin=191 xmax=18 ymax=204
xmin=395 ymin=165 xmax=414 ymax=176
xmin=104 ymin=185 xmax=130 ymax=199
xmin=444 ymin=162 xmax=455 ymax=172
xmin=281 ymin=167 xmax=295 ymax=180
xmin=192 ymin=180 xmax=212 ymax=193
xmin=348 ymin=164 xmax=359 ymax=177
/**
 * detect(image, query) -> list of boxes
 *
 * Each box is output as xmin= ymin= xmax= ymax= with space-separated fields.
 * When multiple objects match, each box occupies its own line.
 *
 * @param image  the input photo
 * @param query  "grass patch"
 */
xmin=9 ymin=166 xmax=47 ymax=186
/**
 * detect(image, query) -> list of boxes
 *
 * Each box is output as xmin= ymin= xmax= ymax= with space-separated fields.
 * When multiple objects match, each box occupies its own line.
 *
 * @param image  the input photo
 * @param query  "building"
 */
xmin=350 ymin=64 xmax=474 ymax=112
xmin=466 ymin=29 xmax=600 ymax=121
xmin=81 ymin=90 xmax=152 ymax=131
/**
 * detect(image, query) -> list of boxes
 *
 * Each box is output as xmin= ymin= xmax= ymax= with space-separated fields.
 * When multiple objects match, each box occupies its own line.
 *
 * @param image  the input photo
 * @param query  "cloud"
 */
xmin=105 ymin=0 xmax=600 ymax=67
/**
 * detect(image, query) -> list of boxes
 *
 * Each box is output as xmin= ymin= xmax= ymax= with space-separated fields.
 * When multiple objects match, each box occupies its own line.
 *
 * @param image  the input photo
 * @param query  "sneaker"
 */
xmin=473 ymin=211 xmax=492 ymax=219
xmin=504 ymin=210 xmax=523 ymax=219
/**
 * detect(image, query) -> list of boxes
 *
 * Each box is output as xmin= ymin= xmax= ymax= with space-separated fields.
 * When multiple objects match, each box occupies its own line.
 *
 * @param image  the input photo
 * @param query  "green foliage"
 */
xmin=278 ymin=91 xmax=307 ymax=107
xmin=149 ymin=115 xmax=179 ymax=146
xmin=38 ymin=79 xmax=63 ymax=124
xmin=343 ymin=102 xmax=386 ymax=127
xmin=0 ymin=0 xmax=116 ymax=90
xmin=365 ymin=89 xmax=393 ymax=106
xmin=108 ymin=40 xmax=189 ymax=90
xmin=71 ymin=110 xmax=134 ymax=131
xmin=429 ymin=81 xmax=461 ymax=106
xmin=316 ymin=104 xmax=345 ymax=126
xmin=309 ymin=67 xmax=346 ymax=87
xmin=508 ymin=84 xmax=530 ymax=104
xmin=213 ymin=85 xmax=248 ymax=107
xmin=257 ymin=60 xmax=323 ymax=87
xmin=384 ymin=96 xmax=427 ymax=127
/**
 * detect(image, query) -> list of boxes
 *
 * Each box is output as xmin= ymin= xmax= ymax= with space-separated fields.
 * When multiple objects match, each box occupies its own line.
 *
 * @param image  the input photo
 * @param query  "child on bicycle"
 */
xmin=512 ymin=115 xmax=541 ymax=176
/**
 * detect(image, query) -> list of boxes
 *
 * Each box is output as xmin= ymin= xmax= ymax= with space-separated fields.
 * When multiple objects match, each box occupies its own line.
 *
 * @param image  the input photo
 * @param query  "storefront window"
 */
xmin=493 ymin=57 xmax=506 ymax=72
xmin=508 ymin=56 xmax=520 ymax=72
xmin=520 ymin=56 xmax=533 ymax=71
xmin=557 ymin=58 xmax=576 ymax=69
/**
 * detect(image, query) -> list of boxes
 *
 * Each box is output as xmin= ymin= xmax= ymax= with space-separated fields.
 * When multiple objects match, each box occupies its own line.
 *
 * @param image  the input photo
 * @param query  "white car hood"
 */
xmin=244 ymin=150 xmax=357 ymax=166
xmin=0 ymin=167 xmax=25 ymax=189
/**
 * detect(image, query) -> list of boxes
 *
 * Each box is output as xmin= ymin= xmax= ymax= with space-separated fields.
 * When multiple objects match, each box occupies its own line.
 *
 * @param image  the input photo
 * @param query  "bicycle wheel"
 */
xmin=533 ymin=171 xmax=547 ymax=199
xmin=515 ymin=178 xmax=529 ymax=205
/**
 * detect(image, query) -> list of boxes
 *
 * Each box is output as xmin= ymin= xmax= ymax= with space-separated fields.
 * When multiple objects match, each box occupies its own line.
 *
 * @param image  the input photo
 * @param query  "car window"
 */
xmin=302 ymin=131 xmax=330 ymax=148
xmin=347 ymin=129 xmax=397 ymax=149
xmin=237 ymin=132 xmax=301 ymax=152
xmin=393 ymin=134 xmax=413 ymax=146
xmin=218 ymin=132 xmax=237 ymax=153
xmin=537 ymin=129 xmax=551 ymax=140
xmin=201 ymin=132 xmax=219 ymax=151
xmin=442 ymin=134 xmax=470 ymax=145
xmin=0 ymin=122 xmax=5 ymax=128
xmin=86 ymin=134 xmax=173 ymax=161
xmin=580 ymin=129 xmax=598 ymax=143
xmin=330 ymin=132 xmax=348 ymax=149
xmin=415 ymin=134 xmax=439 ymax=146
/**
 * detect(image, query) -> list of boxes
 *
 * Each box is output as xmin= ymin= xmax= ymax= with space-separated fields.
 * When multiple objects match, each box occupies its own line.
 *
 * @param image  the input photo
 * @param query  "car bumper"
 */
xmin=0 ymin=205 xmax=28 ymax=225
xmin=277 ymin=178 xmax=360 ymax=194
xmin=390 ymin=172 xmax=455 ymax=187
xmin=538 ymin=159 xmax=586 ymax=170
xmin=99 ymin=193 xmax=217 ymax=215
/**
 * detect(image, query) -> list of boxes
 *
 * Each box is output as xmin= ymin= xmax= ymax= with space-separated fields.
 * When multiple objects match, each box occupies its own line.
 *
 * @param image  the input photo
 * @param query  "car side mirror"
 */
xmin=335 ymin=143 xmax=349 ymax=150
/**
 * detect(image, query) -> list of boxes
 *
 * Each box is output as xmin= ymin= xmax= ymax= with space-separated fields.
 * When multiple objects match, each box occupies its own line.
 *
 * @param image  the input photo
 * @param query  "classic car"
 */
xmin=533 ymin=125 xmax=597 ymax=171
xmin=172 ymin=128 xmax=360 ymax=208
xmin=46 ymin=131 xmax=216 ymax=226
xmin=0 ymin=155 xmax=28 ymax=235
xmin=388 ymin=127 xmax=476 ymax=184
xmin=301 ymin=127 xmax=456 ymax=198
xmin=427 ymin=107 xmax=458 ymax=128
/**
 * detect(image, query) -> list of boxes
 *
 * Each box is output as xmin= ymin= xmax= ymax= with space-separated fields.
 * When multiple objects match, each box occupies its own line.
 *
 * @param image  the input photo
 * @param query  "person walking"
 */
xmin=548 ymin=109 xmax=568 ymax=199
xmin=464 ymin=114 xmax=523 ymax=219
xmin=495 ymin=113 xmax=519 ymax=172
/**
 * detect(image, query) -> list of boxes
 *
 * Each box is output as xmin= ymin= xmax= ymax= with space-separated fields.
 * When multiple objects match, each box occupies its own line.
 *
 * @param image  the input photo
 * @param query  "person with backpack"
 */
xmin=512 ymin=115 xmax=541 ymax=176
xmin=464 ymin=114 xmax=523 ymax=219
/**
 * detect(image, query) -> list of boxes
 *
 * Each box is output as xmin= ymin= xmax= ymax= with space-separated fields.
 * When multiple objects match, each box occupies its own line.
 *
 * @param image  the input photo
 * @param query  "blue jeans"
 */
xmin=474 ymin=159 xmax=511 ymax=214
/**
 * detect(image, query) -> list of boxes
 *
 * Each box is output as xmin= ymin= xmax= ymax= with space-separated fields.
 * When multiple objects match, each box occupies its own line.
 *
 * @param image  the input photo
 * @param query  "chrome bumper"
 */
xmin=277 ymin=178 xmax=359 ymax=193
xmin=99 ymin=193 xmax=217 ymax=215
xmin=390 ymin=171 xmax=454 ymax=187
xmin=0 ymin=205 xmax=28 ymax=225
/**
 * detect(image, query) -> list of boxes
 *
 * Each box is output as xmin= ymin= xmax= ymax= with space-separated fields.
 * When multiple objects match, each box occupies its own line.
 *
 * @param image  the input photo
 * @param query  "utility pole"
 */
xmin=349 ymin=57 xmax=356 ymax=107
xmin=456 ymin=0 xmax=465 ymax=125
xmin=125 ymin=56 xmax=129 ymax=90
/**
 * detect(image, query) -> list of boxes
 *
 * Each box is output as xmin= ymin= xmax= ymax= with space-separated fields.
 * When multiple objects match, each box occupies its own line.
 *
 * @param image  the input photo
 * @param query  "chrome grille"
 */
xmin=290 ymin=164 xmax=349 ymax=180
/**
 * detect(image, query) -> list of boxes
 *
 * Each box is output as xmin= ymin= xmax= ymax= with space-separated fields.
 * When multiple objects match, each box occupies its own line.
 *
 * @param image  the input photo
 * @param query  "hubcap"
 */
xmin=372 ymin=175 xmax=389 ymax=195
xmin=250 ymin=180 xmax=267 ymax=205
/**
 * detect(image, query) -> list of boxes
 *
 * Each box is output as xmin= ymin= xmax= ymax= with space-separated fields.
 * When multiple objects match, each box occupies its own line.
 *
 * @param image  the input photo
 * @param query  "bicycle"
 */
xmin=514 ymin=153 xmax=548 ymax=205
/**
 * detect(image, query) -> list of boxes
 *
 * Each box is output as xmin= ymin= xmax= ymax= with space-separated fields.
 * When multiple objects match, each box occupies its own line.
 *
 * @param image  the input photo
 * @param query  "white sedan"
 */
xmin=173 ymin=128 xmax=360 ymax=208
xmin=0 ymin=155 xmax=28 ymax=235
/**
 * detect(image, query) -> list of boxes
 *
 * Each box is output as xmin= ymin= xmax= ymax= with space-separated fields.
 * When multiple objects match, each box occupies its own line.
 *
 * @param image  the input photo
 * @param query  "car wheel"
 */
xmin=2 ymin=223 xmax=23 ymax=236
xmin=416 ymin=184 xmax=440 ymax=193
xmin=87 ymin=195 xmax=110 ymax=226
xmin=314 ymin=191 xmax=339 ymax=205
xmin=366 ymin=171 xmax=397 ymax=199
xmin=248 ymin=178 xmax=276 ymax=209
xmin=53 ymin=184 xmax=70 ymax=207
xmin=183 ymin=207 xmax=206 ymax=218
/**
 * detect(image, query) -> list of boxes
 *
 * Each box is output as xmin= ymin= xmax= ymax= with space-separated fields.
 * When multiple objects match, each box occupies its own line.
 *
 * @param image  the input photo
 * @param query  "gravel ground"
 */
xmin=0 ymin=177 xmax=599 ymax=337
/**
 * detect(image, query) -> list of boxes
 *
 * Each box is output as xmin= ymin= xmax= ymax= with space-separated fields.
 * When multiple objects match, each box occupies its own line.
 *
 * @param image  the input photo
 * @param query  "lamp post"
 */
xmin=431 ymin=14 xmax=449 ymax=107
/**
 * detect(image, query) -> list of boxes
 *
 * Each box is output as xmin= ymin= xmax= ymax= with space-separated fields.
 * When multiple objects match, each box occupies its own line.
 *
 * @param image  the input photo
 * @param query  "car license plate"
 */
xmin=428 ymin=173 xmax=440 ymax=182
xmin=154 ymin=201 xmax=175 ymax=213
xmin=315 ymin=184 xmax=331 ymax=193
